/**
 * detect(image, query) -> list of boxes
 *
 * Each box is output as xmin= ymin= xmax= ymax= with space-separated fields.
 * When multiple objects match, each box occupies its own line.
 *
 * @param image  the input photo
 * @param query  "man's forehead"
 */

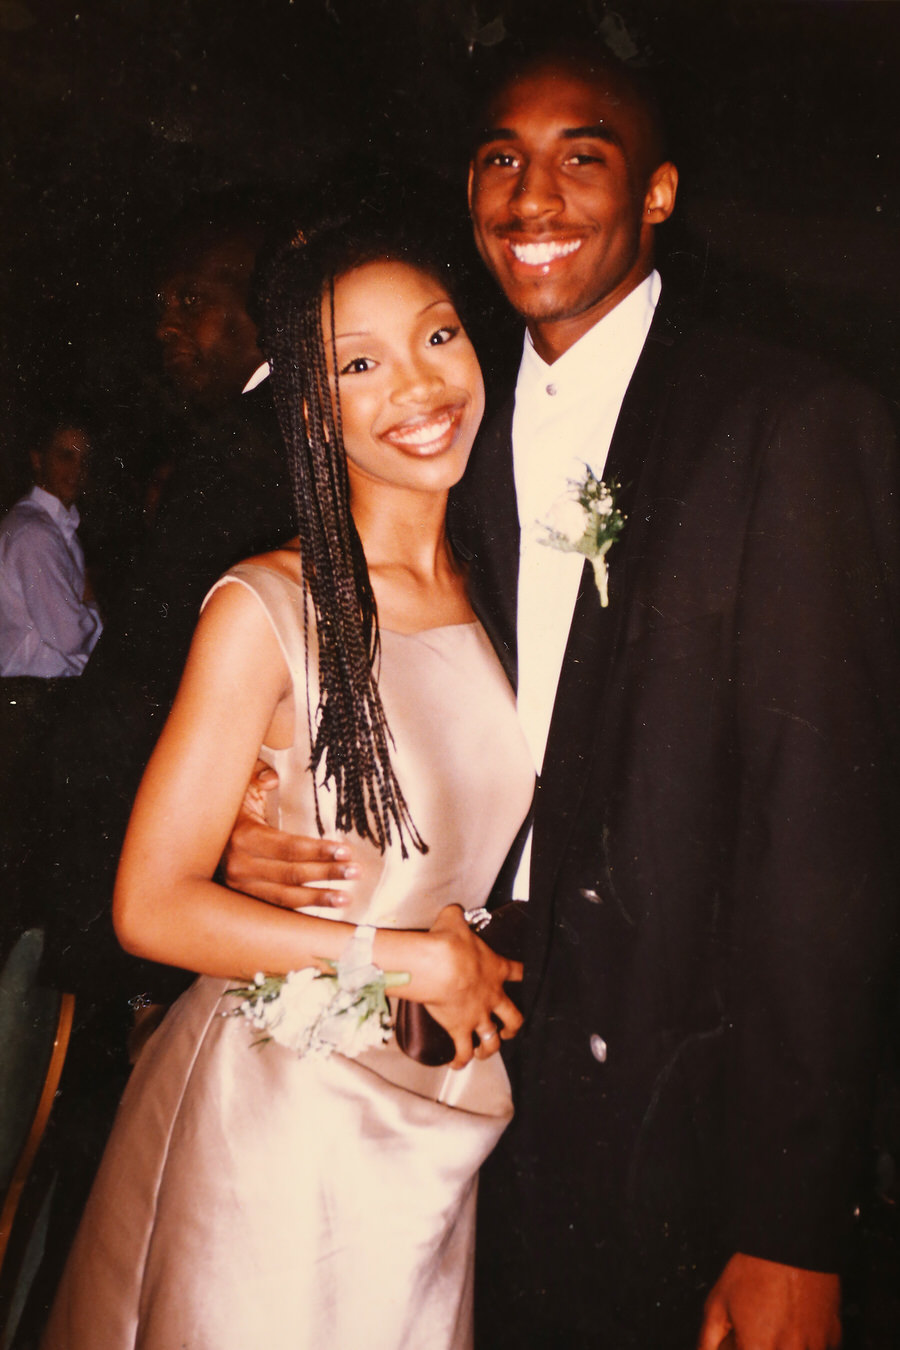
xmin=38 ymin=428 xmax=89 ymax=457
xmin=158 ymin=242 xmax=254 ymax=293
xmin=479 ymin=61 xmax=645 ymax=151
xmin=51 ymin=428 xmax=89 ymax=447
xmin=475 ymin=117 xmax=625 ymax=152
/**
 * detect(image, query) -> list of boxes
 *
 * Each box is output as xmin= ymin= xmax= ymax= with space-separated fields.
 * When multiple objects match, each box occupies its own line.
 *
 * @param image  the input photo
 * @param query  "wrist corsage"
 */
xmin=538 ymin=466 xmax=625 ymax=608
xmin=226 ymin=925 xmax=409 ymax=1060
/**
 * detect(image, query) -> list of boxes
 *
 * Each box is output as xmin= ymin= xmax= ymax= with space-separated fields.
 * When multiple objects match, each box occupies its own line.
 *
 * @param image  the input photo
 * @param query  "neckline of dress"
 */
xmin=381 ymin=621 xmax=480 ymax=638
xmin=237 ymin=563 xmax=480 ymax=640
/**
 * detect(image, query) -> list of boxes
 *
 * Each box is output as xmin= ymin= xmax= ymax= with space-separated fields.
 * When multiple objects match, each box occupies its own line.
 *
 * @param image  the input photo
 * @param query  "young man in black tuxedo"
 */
xmin=451 ymin=50 xmax=900 ymax=1349
xmin=225 ymin=49 xmax=898 ymax=1350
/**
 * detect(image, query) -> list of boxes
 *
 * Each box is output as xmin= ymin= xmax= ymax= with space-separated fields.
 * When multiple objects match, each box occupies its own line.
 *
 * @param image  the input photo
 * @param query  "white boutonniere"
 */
xmin=226 ymin=926 xmax=409 ymax=1060
xmin=538 ymin=466 xmax=626 ymax=608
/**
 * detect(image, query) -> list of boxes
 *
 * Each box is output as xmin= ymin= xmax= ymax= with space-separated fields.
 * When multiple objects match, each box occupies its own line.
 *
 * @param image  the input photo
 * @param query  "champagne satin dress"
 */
xmin=42 ymin=561 xmax=534 ymax=1350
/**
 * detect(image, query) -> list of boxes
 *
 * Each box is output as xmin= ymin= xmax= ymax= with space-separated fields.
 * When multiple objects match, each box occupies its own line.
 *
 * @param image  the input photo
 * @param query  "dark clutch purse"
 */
xmin=394 ymin=902 xmax=527 ymax=1067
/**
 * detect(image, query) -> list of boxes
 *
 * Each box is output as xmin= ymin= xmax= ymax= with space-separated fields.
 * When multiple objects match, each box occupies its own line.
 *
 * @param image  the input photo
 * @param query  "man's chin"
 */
xmin=164 ymin=370 xmax=208 ymax=403
xmin=504 ymin=287 xmax=582 ymax=327
xmin=482 ymin=261 xmax=572 ymax=319
xmin=163 ymin=352 xmax=201 ymax=384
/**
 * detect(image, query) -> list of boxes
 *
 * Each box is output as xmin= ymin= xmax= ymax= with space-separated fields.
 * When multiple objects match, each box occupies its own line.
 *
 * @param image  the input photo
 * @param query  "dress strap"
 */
xmin=202 ymin=561 xmax=317 ymax=703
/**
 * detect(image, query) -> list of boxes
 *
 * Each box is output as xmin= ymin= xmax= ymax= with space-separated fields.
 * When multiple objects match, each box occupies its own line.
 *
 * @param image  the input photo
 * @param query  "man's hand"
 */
xmin=697 ymin=1253 xmax=841 ymax=1350
xmin=417 ymin=904 xmax=523 ymax=1069
xmin=222 ymin=760 xmax=358 ymax=908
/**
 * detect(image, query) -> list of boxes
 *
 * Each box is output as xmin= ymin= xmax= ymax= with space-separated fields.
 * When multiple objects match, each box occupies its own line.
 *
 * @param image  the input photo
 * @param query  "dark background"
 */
xmin=1 ymin=1 xmax=899 ymax=1341
xmin=1 ymin=0 xmax=898 ymax=527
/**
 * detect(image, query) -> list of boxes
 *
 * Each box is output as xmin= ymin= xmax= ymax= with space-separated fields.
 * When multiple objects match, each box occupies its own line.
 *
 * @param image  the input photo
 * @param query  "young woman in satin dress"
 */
xmin=42 ymin=209 xmax=533 ymax=1350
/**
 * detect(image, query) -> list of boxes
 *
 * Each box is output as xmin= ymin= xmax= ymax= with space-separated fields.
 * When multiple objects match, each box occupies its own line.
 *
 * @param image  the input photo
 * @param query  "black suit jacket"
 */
xmin=450 ymin=295 xmax=900 ymax=1341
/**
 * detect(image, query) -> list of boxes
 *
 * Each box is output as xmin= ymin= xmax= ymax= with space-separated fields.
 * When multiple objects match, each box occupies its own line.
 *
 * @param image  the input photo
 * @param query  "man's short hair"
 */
xmin=157 ymin=190 xmax=272 ymax=279
xmin=30 ymin=404 xmax=95 ymax=459
xmin=468 ymin=33 xmax=670 ymax=171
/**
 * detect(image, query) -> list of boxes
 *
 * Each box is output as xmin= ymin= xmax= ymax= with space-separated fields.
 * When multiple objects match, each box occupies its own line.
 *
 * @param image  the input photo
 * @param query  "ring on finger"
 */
xmin=479 ymin=1028 xmax=498 ymax=1044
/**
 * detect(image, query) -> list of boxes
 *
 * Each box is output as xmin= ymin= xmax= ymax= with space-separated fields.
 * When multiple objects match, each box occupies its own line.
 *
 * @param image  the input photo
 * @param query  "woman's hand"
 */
xmin=412 ymin=904 xmax=523 ymax=1069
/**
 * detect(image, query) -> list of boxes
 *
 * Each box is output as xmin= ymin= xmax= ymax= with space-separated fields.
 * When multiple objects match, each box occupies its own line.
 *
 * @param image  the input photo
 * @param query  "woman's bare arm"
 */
xmin=114 ymin=581 xmax=521 ymax=1066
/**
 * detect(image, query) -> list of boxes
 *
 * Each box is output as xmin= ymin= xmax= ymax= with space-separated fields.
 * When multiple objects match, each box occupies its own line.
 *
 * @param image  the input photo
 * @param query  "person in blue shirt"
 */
xmin=0 ymin=420 xmax=102 ymax=678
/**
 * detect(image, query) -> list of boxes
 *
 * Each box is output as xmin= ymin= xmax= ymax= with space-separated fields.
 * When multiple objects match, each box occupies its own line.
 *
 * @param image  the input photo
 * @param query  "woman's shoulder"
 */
xmin=202 ymin=543 xmax=313 ymax=681
xmin=224 ymin=543 xmax=303 ymax=587
xmin=205 ymin=545 xmax=303 ymax=607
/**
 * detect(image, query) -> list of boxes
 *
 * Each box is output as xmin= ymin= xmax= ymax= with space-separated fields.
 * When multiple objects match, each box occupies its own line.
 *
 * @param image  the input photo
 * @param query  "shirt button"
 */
xmin=545 ymin=382 xmax=558 ymax=396
xmin=589 ymin=1034 xmax=608 ymax=1063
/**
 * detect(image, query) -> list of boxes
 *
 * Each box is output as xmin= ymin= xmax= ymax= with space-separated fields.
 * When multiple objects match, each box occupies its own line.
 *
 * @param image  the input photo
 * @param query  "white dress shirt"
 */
xmin=512 ymin=271 xmax=660 ymax=897
xmin=0 ymin=485 xmax=103 ymax=677
xmin=242 ymin=363 xmax=270 ymax=393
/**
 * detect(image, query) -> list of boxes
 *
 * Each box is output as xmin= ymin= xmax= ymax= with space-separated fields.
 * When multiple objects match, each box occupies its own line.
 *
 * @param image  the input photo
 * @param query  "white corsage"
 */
xmin=226 ymin=925 xmax=409 ymax=1060
xmin=538 ymin=467 xmax=626 ymax=608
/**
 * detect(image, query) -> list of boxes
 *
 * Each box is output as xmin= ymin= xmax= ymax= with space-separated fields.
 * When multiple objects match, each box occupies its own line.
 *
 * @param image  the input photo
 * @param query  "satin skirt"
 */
xmin=41 ymin=976 xmax=513 ymax=1350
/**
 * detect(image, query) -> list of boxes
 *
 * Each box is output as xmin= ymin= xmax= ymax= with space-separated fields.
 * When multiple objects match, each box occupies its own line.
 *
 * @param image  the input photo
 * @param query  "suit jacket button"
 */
xmin=589 ymin=1034 xmax=608 ymax=1063
xmin=579 ymin=888 xmax=602 ymax=904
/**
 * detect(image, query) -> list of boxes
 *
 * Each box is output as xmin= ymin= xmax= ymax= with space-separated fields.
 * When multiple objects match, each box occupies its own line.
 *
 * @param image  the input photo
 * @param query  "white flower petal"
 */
xmin=543 ymin=494 xmax=587 ymax=546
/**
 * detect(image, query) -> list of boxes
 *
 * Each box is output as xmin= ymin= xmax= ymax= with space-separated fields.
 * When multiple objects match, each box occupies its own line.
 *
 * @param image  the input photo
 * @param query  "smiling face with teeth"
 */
xmin=324 ymin=260 xmax=485 ymax=503
xmin=468 ymin=57 xmax=678 ymax=363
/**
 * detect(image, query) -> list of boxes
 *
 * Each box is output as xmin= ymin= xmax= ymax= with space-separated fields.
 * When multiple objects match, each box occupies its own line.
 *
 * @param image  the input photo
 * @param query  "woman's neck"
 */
xmin=351 ymin=484 xmax=473 ymax=633
xmin=354 ymin=483 xmax=449 ymax=574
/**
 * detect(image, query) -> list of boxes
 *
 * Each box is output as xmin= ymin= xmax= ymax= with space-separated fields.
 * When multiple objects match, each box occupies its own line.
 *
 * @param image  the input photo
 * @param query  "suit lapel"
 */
xmin=448 ymin=393 xmax=519 ymax=688
xmin=524 ymin=300 xmax=682 ymax=1005
xmin=450 ymin=300 xmax=684 ymax=1010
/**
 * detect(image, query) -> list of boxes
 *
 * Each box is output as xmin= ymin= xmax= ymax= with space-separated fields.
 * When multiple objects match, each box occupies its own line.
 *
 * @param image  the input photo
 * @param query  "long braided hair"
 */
xmin=259 ymin=207 xmax=473 ymax=857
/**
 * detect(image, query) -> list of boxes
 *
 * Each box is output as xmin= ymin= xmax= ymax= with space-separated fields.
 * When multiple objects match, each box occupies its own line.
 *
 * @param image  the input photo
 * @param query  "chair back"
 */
xmin=0 ymin=929 xmax=74 ymax=1272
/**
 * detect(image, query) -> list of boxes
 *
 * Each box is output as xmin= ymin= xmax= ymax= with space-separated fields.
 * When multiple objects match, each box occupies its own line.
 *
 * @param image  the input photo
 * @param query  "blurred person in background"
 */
xmin=7 ymin=195 xmax=296 ymax=1346
xmin=94 ymin=193 xmax=293 ymax=716
xmin=0 ymin=416 xmax=101 ymax=678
